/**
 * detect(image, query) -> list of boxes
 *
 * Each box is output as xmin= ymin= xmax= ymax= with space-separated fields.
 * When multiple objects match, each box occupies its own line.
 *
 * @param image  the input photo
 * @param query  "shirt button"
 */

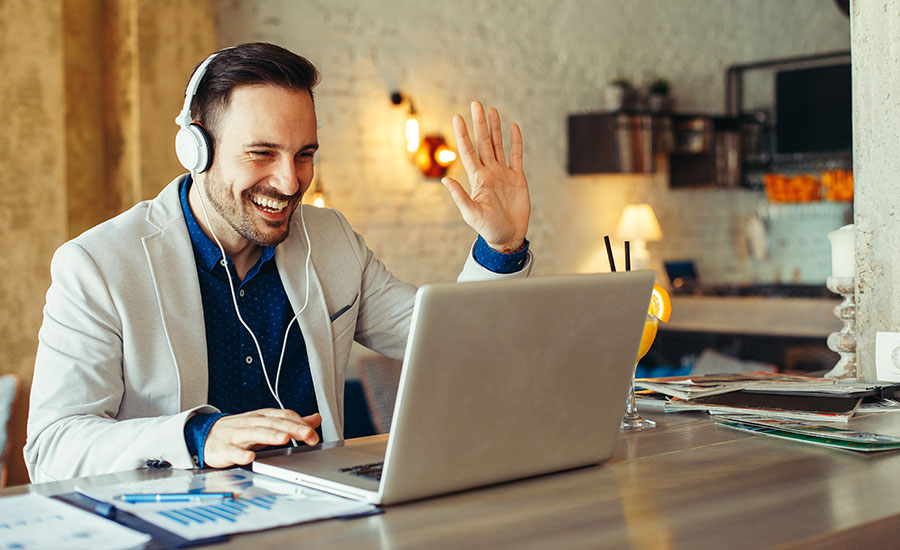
xmin=245 ymin=356 xmax=253 ymax=364
xmin=239 ymin=289 xmax=245 ymax=298
xmin=219 ymin=259 xmax=227 ymax=267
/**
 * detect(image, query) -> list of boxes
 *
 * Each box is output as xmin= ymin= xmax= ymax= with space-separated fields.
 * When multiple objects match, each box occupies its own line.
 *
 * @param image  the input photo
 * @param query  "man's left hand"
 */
xmin=442 ymin=101 xmax=530 ymax=252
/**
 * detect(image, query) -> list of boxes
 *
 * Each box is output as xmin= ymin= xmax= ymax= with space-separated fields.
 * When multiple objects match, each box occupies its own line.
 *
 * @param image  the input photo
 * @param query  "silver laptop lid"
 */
xmin=378 ymin=271 xmax=654 ymax=505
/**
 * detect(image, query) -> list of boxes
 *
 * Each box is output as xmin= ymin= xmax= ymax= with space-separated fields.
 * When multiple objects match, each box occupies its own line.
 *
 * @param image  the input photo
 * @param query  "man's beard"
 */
xmin=200 ymin=165 xmax=298 ymax=247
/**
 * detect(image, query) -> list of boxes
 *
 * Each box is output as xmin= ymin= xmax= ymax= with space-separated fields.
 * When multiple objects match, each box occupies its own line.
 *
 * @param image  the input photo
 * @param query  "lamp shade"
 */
xmin=615 ymin=204 xmax=663 ymax=242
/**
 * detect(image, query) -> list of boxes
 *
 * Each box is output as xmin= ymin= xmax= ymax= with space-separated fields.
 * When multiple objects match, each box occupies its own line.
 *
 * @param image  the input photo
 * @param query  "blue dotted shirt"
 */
xmin=180 ymin=177 xmax=317 ymax=466
xmin=180 ymin=176 xmax=529 ymax=466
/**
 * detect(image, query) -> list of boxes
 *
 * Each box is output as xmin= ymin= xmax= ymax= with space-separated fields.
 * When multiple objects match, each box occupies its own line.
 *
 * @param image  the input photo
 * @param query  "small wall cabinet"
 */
xmin=567 ymin=112 xmax=741 ymax=188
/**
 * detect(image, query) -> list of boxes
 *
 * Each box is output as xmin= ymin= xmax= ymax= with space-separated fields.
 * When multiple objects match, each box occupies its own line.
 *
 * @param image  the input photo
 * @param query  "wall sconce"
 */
xmin=415 ymin=135 xmax=457 ymax=178
xmin=392 ymin=91 xmax=457 ymax=178
xmin=391 ymin=92 xmax=419 ymax=154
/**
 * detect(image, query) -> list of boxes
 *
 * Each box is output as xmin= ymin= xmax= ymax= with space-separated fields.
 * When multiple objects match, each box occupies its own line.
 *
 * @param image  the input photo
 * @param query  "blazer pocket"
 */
xmin=330 ymin=293 xmax=359 ymax=339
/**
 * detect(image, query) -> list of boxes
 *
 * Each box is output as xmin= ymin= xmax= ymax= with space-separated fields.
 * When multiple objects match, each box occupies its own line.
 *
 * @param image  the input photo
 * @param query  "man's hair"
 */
xmin=188 ymin=42 xmax=320 ymax=142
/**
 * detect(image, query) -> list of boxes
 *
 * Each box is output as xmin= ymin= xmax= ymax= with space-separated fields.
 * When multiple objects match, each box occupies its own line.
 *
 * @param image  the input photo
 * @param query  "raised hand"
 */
xmin=442 ymin=101 xmax=530 ymax=252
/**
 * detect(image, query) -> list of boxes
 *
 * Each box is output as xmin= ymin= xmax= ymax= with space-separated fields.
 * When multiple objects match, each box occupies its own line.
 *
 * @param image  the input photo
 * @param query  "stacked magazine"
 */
xmin=635 ymin=372 xmax=900 ymax=451
xmin=635 ymin=371 xmax=900 ymax=424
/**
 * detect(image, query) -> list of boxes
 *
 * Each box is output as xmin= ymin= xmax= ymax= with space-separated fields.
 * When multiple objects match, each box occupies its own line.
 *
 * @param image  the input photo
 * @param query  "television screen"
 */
xmin=775 ymin=63 xmax=851 ymax=154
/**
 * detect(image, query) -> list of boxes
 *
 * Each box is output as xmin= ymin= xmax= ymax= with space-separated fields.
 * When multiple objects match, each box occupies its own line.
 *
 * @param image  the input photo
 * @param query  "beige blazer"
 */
xmin=25 ymin=175 xmax=532 ymax=482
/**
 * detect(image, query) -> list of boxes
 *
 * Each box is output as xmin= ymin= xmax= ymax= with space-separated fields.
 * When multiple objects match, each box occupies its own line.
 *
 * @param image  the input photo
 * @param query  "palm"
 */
xmin=443 ymin=102 xmax=531 ymax=251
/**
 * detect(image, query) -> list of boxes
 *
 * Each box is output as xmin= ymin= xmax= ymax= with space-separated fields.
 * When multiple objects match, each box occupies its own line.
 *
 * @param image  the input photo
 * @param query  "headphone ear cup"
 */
xmin=175 ymin=123 xmax=213 ymax=173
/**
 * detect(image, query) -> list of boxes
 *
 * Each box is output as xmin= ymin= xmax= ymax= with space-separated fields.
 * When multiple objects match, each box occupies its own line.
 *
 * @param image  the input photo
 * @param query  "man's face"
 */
xmin=201 ymin=84 xmax=318 ymax=248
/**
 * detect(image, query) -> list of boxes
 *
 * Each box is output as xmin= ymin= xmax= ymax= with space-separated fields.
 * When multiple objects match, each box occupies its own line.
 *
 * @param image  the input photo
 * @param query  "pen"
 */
xmin=117 ymin=492 xmax=235 ymax=503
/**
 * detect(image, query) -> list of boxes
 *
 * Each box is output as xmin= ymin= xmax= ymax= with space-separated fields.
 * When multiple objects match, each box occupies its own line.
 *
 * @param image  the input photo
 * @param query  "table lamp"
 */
xmin=615 ymin=204 xmax=663 ymax=270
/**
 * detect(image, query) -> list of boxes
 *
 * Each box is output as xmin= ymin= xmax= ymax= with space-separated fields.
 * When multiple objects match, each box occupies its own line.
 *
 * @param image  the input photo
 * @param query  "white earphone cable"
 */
xmin=192 ymin=172 xmax=314 ymax=446
xmin=275 ymin=202 xmax=313 ymax=395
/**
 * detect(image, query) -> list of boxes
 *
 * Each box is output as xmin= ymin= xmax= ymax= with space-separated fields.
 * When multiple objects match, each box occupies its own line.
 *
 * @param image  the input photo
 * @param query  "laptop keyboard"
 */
xmin=339 ymin=461 xmax=384 ymax=481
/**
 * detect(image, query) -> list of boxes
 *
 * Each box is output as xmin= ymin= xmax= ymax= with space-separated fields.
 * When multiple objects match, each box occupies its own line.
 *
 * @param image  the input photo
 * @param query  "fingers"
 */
xmin=453 ymin=114 xmax=479 ymax=175
xmin=219 ymin=447 xmax=256 ymax=467
xmin=488 ymin=107 xmax=505 ymax=163
xmin=509 ymin=123 xmax=523 ymax=173
xmin=253 ymin=410 xmax=318 ymax=444
xmin=229 ymin=425 xmax=298 ymax=448
xmin=471 ymin=101 xmax=494 ymax=166
xmin=441 ymin=177 xmax=478 ymax=225
xmin=255 ymin=407 xmax=305 ymax=422
xmin=456 ymin=102 xmax=513 ymax=167
xmin=302 ymin=413 xmax=323 ymax=430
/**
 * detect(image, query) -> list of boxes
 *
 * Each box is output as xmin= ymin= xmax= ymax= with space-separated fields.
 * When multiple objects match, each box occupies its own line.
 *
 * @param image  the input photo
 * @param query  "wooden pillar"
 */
xmin=66 ymin=0 xmax=217 ymax=236
xmin=0 ymin=0 xmax=68 ymax=489
xmin=851 ymin=2 xmax=900 ymax=381
xmin=0 ymin=0 xmax=215 ymax=486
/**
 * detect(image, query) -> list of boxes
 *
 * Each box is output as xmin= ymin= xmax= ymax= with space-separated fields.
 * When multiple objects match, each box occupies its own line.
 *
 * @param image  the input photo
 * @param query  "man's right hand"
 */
xmin=203 ymin=409 xmax=322 ymax=468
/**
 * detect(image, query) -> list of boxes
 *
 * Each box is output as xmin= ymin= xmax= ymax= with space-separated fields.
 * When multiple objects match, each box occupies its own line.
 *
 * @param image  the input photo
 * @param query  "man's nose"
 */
xmin=271 ymin=157 xmax=301 ymax=196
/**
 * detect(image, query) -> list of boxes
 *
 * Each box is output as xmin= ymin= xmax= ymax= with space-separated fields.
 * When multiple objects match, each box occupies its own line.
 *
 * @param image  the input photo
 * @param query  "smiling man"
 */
xmin=25 ymin=42 xmax=532 ymax=481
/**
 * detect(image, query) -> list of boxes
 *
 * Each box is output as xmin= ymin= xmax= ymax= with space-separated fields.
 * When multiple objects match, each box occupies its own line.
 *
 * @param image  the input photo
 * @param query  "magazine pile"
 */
xmin=635 ymin=371 xmax=900 ymax=452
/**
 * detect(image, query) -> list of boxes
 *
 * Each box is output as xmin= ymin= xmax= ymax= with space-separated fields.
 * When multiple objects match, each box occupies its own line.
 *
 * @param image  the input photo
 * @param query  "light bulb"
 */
xmin=436 ymin=147 xmax=457 ymax=166
xmin=405 ymin=117 xmax=419 ymax=153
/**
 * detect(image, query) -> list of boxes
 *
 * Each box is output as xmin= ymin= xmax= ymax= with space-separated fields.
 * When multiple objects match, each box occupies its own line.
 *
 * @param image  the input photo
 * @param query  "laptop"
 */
xmin=253 ymin=271 xmax=655 ymax=506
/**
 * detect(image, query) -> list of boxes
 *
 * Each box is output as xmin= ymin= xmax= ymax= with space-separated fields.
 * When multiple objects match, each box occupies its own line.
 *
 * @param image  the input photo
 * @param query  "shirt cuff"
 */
xmin=472 ymin=235 xmax=530 ymax=274
xmin=184 ymin=412 xmax=228 ymax=467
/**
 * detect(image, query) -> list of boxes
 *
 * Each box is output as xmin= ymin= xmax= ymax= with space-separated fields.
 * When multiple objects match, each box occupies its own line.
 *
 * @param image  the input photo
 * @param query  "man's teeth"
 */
xmin=251 ymin=195 xmax=288 ymax=212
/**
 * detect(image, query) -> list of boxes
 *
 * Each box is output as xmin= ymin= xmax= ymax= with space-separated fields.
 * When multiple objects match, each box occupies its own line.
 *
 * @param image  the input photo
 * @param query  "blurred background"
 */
xmin=0 ymin=0 xmax=851 ymax=484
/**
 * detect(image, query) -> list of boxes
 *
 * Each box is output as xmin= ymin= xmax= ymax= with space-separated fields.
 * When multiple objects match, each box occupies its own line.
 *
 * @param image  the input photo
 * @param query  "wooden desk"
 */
xmin=6 ymin=409 xmax=900 ymax=549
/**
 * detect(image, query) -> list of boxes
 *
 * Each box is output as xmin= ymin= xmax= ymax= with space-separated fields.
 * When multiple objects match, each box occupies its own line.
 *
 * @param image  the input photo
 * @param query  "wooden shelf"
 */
xmin=661 ymin=296 xmax=841 ymax=338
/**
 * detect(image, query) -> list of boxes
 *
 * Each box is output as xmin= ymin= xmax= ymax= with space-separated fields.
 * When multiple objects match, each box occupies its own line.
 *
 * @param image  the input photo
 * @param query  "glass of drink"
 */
xmin=620 ymin=315 xmax=658 ymax=430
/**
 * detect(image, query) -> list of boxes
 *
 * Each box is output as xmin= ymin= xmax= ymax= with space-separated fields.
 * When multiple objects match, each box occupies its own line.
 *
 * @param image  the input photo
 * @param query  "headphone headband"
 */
xmin=175 ymin=51 xmax=220 ymax=128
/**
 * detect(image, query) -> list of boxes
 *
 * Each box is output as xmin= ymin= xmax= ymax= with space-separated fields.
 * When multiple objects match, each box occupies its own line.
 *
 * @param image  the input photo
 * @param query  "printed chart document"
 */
xmin=0 ymin=492 xmax=151 ymax=550
xmin=77 ymin=469 xmax=375 ymax=541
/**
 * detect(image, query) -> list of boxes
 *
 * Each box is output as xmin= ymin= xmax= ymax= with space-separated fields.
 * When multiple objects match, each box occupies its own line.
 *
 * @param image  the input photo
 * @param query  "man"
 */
xmin=25 ymin=42 xmax=532 ymax=482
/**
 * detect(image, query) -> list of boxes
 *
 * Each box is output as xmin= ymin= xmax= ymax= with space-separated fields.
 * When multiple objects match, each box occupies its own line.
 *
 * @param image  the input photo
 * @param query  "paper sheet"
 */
xmin=0 ymin=492 xmax=151 ymax=550
xmin=77 ymin=469 xmax=375 ymax=541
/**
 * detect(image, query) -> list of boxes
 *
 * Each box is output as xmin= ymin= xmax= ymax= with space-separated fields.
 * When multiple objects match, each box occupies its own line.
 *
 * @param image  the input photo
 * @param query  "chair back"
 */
xmin=0 ymin=374 xmax=20 ymax=488
xmin=356 ymin=355 xmax=403 ymax=434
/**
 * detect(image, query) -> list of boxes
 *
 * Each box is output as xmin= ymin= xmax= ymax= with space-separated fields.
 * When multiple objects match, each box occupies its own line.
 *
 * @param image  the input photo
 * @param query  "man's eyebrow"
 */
xmin=244 ymin=142 xmax=319 ymax=151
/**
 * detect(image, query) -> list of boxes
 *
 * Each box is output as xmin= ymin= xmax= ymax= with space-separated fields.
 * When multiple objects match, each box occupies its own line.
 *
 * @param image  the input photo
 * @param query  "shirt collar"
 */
xmin=179 ymin=175 xmax=277 ymax=274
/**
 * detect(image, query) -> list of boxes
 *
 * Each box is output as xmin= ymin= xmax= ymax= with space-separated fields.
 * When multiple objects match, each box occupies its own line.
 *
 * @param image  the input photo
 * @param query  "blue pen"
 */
xmin=118 ymin=492 xmax=235 ymax=503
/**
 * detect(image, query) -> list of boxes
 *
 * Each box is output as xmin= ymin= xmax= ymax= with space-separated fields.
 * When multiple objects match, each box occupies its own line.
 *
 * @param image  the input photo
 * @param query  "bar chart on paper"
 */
xmin=138 ymin=493 xmax=375 ymax=540
xmin=155 ymin=496 xmax=288 ymax=528
xmin=155 ymin=495 xmax=278 ymax=526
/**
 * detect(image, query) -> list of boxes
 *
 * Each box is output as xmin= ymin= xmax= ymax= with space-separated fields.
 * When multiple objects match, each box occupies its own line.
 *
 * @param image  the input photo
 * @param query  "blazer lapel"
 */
xmin=143 ymin=178 xmax=208 ymax=411
xmin=276 ymin=212 xmax=340 ymax=440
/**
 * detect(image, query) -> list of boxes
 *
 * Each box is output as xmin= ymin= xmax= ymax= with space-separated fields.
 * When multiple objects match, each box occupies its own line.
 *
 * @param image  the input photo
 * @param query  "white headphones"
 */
xmin=174 ymin=52 xmax=222 ymax=173
xmin=175 ymin=48 xmax=321 ymax=171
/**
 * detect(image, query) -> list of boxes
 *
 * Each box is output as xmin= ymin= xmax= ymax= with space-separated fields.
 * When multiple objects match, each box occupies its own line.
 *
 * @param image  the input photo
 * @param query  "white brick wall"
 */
xmin=215 ymin=0 xmax=850 ymax=286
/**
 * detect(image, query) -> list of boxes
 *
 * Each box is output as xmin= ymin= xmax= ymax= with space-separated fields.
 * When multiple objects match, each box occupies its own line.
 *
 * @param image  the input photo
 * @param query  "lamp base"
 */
xmin=824 ymin=276 xmax=857 ymax=380
xmin=629 ymin=240 xmax=650 ymax=271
